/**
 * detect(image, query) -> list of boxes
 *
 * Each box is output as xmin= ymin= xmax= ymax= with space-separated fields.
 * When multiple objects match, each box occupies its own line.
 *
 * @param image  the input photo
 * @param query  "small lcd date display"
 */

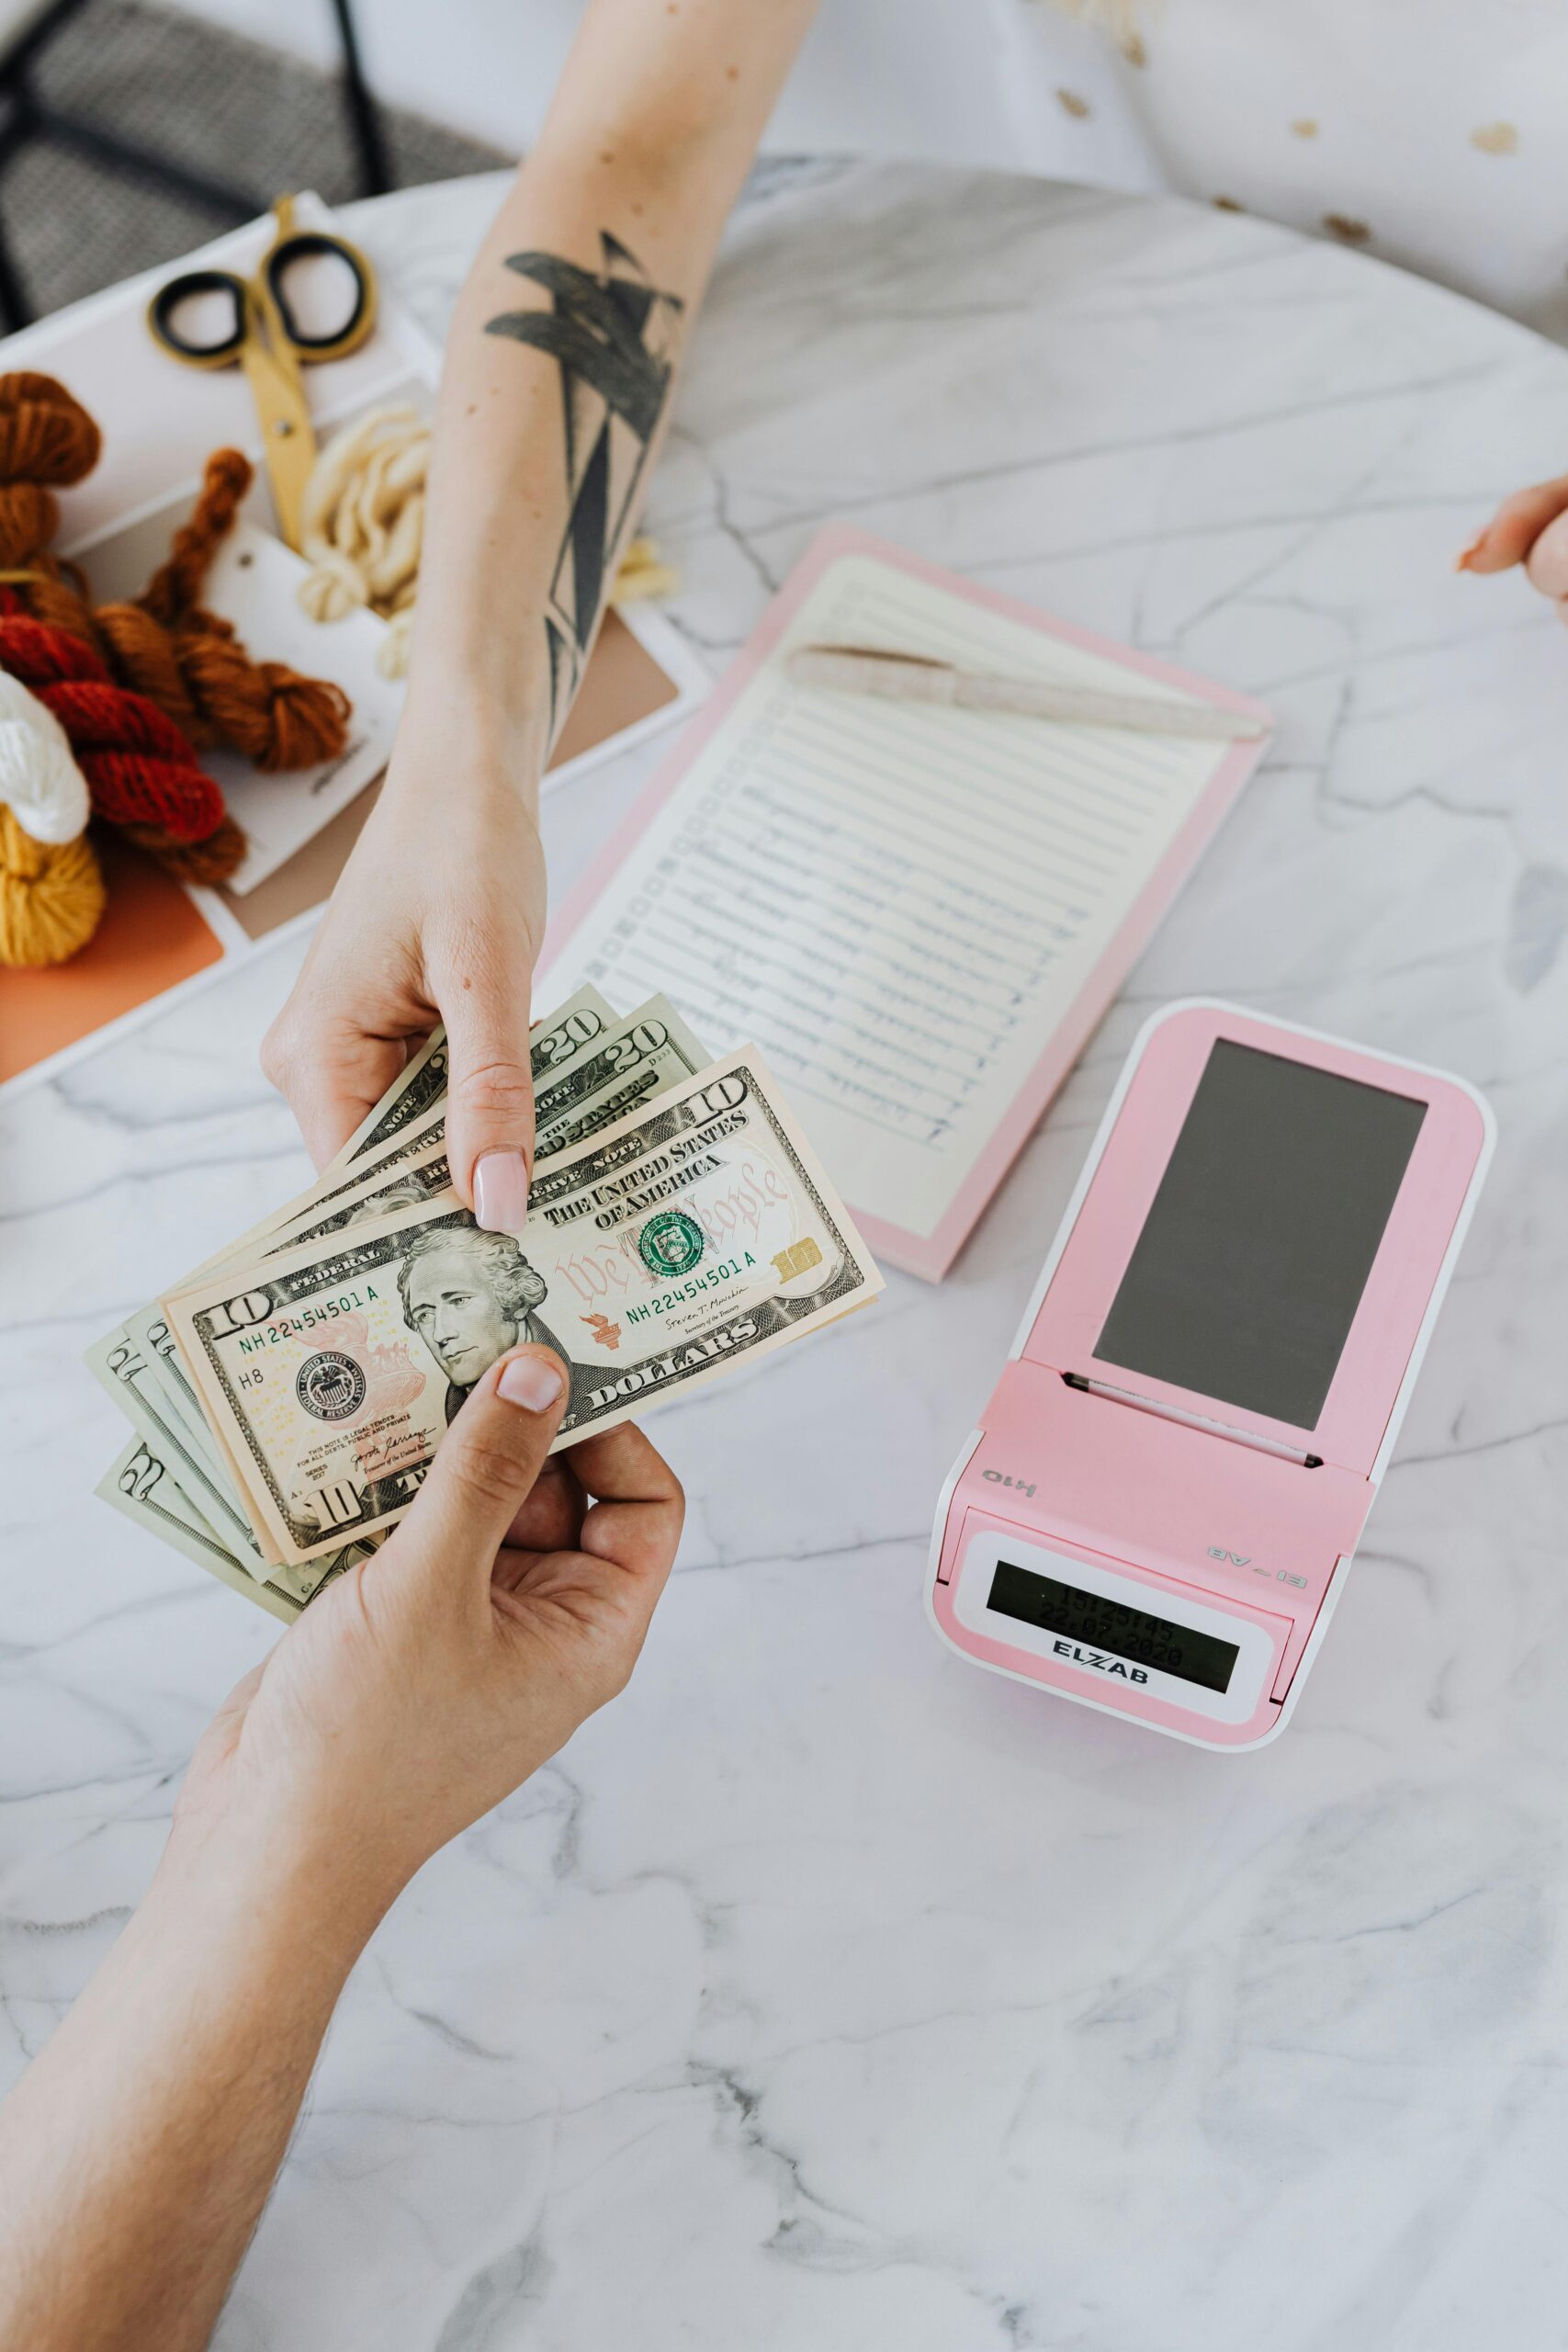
xmin=987 ymin=1559 xmax=1239 ymax=1693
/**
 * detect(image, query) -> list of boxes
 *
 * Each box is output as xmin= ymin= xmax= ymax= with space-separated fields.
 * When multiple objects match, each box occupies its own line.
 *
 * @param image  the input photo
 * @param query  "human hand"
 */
xmin=172 ymin=1348 xmax=683 ymax=1928
xmin=1458 ymin=471 xmax=1568 ymax=616
xmin=261 ymin=716 xmax=547 ymax=1230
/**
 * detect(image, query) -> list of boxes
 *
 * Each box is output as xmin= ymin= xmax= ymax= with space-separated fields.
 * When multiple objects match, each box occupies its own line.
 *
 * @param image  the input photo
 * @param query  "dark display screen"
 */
xmin=987 ymin=1559 xmax=1239 ymax=1693
xmin=1094 ymin=1041 xmax=1427 ymax=1429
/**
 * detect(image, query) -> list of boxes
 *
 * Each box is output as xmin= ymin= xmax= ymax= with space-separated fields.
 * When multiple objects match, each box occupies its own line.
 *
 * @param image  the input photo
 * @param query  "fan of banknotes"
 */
xmin=88 ymin=987 xmax=884 ymax=1623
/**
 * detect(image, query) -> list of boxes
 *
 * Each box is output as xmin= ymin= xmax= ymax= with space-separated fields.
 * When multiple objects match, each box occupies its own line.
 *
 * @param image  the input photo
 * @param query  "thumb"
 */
xmin=442 ymin=974 xmax=536 ymax=1232
xmin=392 ymin=1349 xmax=569 ymax=1594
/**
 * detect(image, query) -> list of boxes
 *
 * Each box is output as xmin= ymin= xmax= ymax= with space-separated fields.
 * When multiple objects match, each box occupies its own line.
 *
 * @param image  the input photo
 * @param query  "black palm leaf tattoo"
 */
xmin=486 ymin=232 xmax=684 ymax=732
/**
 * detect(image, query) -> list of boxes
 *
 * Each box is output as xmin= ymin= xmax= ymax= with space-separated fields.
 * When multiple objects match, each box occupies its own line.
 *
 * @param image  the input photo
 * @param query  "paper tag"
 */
xmin=195 ymin=523 xmax=404 ymax=895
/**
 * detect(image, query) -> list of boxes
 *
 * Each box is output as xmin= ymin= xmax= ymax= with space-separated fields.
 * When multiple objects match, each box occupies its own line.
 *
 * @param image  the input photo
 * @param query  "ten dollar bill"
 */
xmin=165 ymin=1051 xmax=883 ymax=1564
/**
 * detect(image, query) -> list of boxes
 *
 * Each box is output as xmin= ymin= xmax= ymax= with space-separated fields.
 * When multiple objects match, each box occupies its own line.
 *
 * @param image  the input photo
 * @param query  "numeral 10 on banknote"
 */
xmin=202 ymin=1292 xmax=278 ymax=1338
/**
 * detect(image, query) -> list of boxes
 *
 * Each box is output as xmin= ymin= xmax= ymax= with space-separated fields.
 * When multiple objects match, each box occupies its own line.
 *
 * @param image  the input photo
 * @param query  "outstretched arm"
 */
xmin=264 ymin=0 xmax=819 ymax=1222
xmin=0 ymin=1358 xmax=683 ymax=2352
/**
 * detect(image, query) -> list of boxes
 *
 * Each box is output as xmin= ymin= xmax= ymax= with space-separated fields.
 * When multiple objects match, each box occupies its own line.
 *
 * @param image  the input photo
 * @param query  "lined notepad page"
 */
xmin=547 ymin=553 xmax=1238 ymax=1244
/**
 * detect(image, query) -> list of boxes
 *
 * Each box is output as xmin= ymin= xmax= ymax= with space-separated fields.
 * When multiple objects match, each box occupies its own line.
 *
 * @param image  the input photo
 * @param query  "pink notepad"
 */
xmin=540 ymin=526 xmax=1273 ymax=1281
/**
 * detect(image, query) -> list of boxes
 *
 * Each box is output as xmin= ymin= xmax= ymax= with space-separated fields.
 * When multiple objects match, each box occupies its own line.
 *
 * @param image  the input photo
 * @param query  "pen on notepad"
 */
xmin=787 ymin=644 xmax=1269 ymax=742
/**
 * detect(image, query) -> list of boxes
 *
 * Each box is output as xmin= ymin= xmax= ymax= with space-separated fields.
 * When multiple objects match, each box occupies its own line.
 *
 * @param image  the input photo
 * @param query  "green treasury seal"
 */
xmin=638 ymin=1208 xmax=705 ymax=1279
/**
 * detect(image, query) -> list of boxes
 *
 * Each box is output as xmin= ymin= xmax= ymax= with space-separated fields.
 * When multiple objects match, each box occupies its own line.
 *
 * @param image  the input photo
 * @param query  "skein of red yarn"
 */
xmin=0 ymin=601 xmax=227 ymax=845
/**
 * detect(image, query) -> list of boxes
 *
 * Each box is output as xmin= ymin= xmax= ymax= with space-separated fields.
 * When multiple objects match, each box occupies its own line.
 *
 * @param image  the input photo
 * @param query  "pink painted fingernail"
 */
xmin=499 ymin=1355 xmax=564 ymax=1412
xmin=474 ymin=1149 xmax=530 ymax=1233
xmin=1455 ymin=533 xmax=1486 ymax=572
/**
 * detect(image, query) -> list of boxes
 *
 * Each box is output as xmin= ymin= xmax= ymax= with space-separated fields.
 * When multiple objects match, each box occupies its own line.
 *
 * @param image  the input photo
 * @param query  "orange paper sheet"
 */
xmin=0 ymin=837 xmax=224 ymax=1086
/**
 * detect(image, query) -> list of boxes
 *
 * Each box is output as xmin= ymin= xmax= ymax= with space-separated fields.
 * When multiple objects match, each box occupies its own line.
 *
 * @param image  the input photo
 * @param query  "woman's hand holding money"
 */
xmin=0 ymin=1348 xmax=682 ymax=2352
xmin=174 ymin=1343 xmax=684 ymax=1917
xmin=261 ymin=717 xmax=548 ymax=1230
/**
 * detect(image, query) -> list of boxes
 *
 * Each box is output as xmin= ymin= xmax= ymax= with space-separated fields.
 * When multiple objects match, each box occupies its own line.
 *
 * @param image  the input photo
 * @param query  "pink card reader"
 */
xmin=926 ymin=1001 xmax=1494 ymax=1749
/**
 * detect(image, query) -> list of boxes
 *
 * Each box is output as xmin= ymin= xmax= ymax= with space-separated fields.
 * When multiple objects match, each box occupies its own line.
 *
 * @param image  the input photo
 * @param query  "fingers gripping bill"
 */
xmin=165 ymin=1053 xmax=883 ymax=1566
xmin=250 ymin=996 xmax=713 ymax=1262
xmin=325 ymin=982 xmax=617 ymax=1175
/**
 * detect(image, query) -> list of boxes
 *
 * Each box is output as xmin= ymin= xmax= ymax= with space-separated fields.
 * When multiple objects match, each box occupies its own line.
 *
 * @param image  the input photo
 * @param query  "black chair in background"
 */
xmin=0 ymin=0 xmax=391 ymax=328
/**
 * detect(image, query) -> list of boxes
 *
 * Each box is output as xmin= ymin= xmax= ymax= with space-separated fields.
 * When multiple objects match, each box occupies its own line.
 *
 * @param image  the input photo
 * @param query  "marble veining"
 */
xmin=3 ymin=163 xmax=1567 ymax=2348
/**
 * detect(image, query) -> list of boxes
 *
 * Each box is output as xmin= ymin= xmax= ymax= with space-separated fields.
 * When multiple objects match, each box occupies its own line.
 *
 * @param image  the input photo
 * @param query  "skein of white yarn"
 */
xmin=0 ymin=669 xmax=91 ymax=844
xmin=298 ymin=404 xmax=681 ymax=684
xmin=299 ymin=405 xmax=427 ymax=680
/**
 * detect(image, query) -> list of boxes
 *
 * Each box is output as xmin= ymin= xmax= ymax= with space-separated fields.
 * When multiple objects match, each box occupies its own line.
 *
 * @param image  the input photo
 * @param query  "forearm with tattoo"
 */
xmin=486 ymin=236 xmax=684 ymax=735
xmin=399 ymin=0 xmax=817 ymax=781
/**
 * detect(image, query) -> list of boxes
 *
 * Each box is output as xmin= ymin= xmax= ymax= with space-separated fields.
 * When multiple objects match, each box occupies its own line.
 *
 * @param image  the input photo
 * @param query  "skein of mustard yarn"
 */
xmin=0 ymin=803 xmax=104 ymax=967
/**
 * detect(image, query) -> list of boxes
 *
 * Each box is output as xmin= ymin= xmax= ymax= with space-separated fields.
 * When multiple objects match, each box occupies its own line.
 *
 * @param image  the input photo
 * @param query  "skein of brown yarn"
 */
xmin=125 ymin=448 xmax=352 ymax=768
xmin=0 ymin=373 xmax=100 ymax=569
xmin=22 ymin=450 xmax=351 ymax=772
xmin=123 ymin=814 xmax=247 ymax=885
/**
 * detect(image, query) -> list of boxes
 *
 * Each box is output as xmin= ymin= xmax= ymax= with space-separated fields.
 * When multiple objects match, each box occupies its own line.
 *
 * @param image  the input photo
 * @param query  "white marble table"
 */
xmin=5 ymin=161 xmax=1568 ymax=2348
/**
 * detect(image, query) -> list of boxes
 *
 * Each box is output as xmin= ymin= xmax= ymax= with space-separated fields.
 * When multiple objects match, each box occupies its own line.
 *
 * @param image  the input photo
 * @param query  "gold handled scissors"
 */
xmin=146 ymin=196 xmax=378 ymax=551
